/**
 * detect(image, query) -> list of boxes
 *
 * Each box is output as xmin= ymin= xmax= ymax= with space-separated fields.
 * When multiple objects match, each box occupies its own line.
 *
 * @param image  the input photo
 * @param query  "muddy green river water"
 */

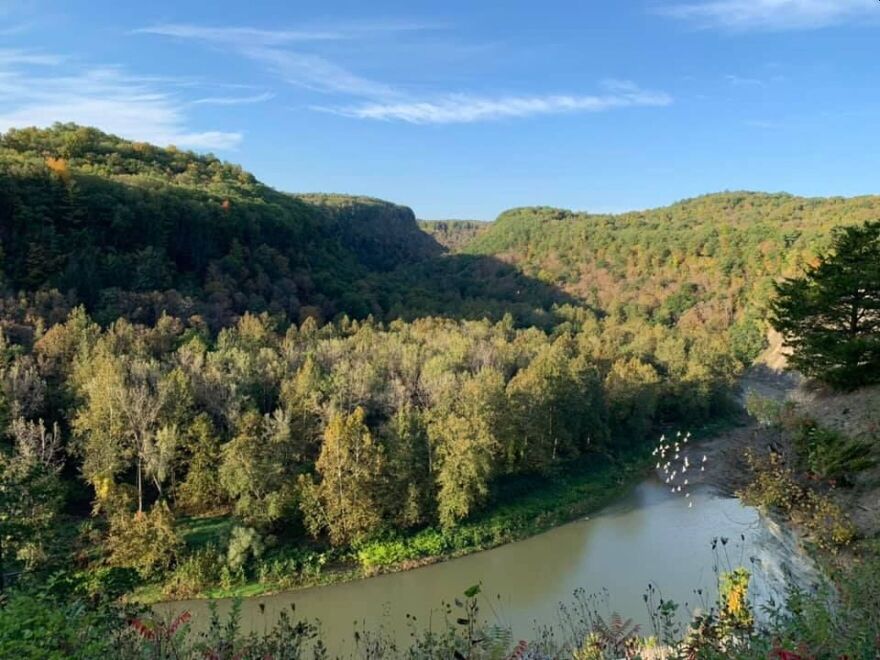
xmin=159 ymin=477 xmax=819 ymax=655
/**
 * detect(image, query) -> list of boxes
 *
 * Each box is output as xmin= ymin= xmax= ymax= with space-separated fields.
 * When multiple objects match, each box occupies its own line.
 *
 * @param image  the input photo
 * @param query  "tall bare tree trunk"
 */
xmin=137 ymin=456 xmax=143 ymax=515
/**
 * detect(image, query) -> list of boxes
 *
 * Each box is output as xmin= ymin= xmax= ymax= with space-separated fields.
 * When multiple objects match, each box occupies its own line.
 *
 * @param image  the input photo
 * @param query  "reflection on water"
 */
xmin=159 ymin=478 xmax=820 ymax=656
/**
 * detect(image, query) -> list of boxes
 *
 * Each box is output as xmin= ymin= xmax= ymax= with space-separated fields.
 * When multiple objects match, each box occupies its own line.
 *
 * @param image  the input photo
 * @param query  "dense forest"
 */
xmin=463 ymin=195 xmax=880 ymax=328
xmin=1 ymin=125 xmax=879 ymax=656
xmin=0 ymin=125 xmax=567 ymax=331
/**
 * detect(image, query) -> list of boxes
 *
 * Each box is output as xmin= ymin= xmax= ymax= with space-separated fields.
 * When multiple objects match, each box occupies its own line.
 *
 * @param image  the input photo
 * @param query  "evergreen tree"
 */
xmin=771 ymin=221 xmax=880 ymax=388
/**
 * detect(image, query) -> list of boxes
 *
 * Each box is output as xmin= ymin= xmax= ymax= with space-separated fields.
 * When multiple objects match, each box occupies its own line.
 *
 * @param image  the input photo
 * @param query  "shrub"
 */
xmin=256 ymin=556 xmax=299 ymax=588
xmin=226 ymin=526 xmax=265 ymax=572
xmin=163 ymin=546 xmax=223 ymax=598
xmin=75 ymin=566 xmax=140 ymax=602
xmin=356 ymin=539 xmax=409 ymax=570
xmin=738 ymin=450 xmax=801 ymax=513
xmin=793 ymin=491 xmax=857 ymax=552
xmin=718 ymin=568 xmax=754 ymax=636
xmin=740 ymin=449 xmax=857 ymax=552
xmin=744 ymin=391 xmax=785 ymax=427
xmin=106 ymin=504 xmax=182 ymax=579
xmin=793 ymin=422 xmax=875 ymax=482
xmin=409 ymin=530 xmax=447 ymax=557
xmin=0 ymin=591 xmax=122 ymax=658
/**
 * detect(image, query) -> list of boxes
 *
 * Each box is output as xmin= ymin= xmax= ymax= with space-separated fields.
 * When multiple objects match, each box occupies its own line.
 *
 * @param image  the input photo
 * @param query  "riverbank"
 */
xmin=135 ymin=350 xmax=823 ymax=610
xmin=698 ymin=364 xmax=880 ymax=545
xmin=138 ymin=356 xmax=872 ymax=614
xmin=694 ymin=355 xmax=880 ymax=596
xmin=156 ymin=476 xmax=796 ymax=657
xmin=135 ymin=445 xmax=661 ymax=605
xmin=688 ymin=364 xmax=800 ymax=497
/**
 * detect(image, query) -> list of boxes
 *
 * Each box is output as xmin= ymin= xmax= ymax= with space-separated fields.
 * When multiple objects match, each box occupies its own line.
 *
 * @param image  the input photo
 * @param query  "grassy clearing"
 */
xmin=180 ymin=516 xmax=235 ymax=548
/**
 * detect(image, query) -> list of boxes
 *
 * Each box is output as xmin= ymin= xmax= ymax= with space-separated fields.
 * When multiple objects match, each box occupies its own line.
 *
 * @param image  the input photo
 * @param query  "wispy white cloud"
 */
xmin=135 ymin=24 xmax=343 ymax=44
xmin=135 ymin=20 xmax=441 ymax=44
xmin=0 ymin=48 xmax=65 ymax=66
xmin=0 ymin=63 xmax=242 ymax=149
xmin=325 ymin=83 xmax=672 ymax=124
xmin=139 ymin=23 xmax=402 ymax=99
xmin=725 ymin=74 xmax=766 ymax=87
xmin=192 ymin=91 xmax=274 ymax=106
xmin=141 ymin=23 xmax=673 ymax=125
xmin=659 ymin=0 xmax=875 ymax=31
xmin=242 ymin=46 xmax=398 ymax=98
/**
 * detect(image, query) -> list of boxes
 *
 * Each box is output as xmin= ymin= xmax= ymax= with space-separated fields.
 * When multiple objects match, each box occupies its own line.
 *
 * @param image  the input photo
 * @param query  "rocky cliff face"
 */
xmin=296 ymin=194 xmax=443 ymax=272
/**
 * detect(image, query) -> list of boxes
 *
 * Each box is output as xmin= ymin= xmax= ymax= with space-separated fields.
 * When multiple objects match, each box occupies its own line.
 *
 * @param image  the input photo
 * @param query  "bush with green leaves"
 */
xmin=792 ymin=421 xmax=875 ymax=482
xmin=226 ymin=526 xmax=265 ymax=573
xmin=163 ymin=546 xmax=223 ymax=598
xmin=106 ymin=504 xmax=182 ymax=579
xmin=744 ymin=391 xmax=786 ymax=428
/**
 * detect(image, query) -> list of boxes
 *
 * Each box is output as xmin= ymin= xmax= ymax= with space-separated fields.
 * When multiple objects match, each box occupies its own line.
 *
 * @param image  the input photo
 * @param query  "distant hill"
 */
xmin=0 ymin=125 xmax=369 ymax=326
xmin=418 ymin=220 xmax=490 ymax=251
xmin=297 ymin=194 xmax=441 ymax=271
xmin=0 ymin=124 xmax=567 ymax=330
xmin=458 ymin=192 xmax=880 ymax=336
xmin=3 ymin=125 xmax=879 ymax=344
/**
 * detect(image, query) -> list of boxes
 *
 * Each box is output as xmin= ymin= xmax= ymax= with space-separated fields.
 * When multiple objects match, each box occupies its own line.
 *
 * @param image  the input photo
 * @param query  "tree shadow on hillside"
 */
xmin=0 ymin=168 xmax=586 ymax=331
xmin=299 ymin=194 xmax=589 ymax=328
xmin=371 ymin=242 xmax=587 ymax=330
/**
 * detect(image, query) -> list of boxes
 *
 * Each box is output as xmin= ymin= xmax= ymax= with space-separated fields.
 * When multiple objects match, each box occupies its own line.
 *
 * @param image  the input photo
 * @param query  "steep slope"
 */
xmin=0 ymin=125 xmax=581 ymax=331
xmin=297 ymin=194 xmax=441 ymax=272
xmin=0 ymin=125 xmax=371 ymax=327
xmin=418 ymin=220 xmax=489 ymax=251
xmin=452 ymin=193 xmax=880 ymax=357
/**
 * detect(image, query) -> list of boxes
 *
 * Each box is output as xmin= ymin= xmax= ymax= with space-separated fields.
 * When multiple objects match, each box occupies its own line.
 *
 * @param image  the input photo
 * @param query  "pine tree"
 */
xmin=771 ymin=222 xmax=880 ymax=388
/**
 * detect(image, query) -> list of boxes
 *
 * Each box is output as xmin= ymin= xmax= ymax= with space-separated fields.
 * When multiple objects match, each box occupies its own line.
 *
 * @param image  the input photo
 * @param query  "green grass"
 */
xmin=179 ymin=515 xmax=235 ymax=549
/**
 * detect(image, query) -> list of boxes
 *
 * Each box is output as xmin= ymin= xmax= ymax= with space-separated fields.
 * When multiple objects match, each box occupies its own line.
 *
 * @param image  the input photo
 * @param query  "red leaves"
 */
xmin=168 ymin=610 xmax=192 ymax=635
xmin=507 ymin=640 xmax=529 ymax=659
xmin=769 ymin=641 xmax=812 ymax=660
xmin=129 ymin=610 xmax=191 ymax=641
xmin=129 ymin=617 xmax=154 ymax=640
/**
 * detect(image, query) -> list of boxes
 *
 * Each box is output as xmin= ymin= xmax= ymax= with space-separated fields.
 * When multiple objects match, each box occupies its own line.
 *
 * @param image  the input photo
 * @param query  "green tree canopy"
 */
xmin=771 ymin=221 xmax=880 ymax=388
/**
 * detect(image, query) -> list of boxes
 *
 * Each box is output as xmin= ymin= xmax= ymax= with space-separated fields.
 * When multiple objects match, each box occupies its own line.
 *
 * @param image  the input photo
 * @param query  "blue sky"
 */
xmin=1 ymin=1 xmax=879 ymax=219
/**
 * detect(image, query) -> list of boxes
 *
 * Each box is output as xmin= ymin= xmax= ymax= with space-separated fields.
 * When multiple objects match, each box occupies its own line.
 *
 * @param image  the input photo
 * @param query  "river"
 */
xmin=159 ymin=476 xmax=819 ymax=656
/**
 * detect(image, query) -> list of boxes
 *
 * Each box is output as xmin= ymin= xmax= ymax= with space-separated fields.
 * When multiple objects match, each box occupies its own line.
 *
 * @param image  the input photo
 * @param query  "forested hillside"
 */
xmin=462 ymin=194 xmax=880 ymax=335
xmin=5 ymin=125 xmax=876 ymax=346
xmin=0 ymin=125 xmax=561 ymax=331
xmin=0 ymin=125 xmax=356 ymax=327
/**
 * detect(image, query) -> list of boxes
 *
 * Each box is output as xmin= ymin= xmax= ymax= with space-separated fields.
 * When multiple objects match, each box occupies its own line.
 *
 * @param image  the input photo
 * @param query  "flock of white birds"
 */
xmin=653 ymin=431 xmax=707 ymax=508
